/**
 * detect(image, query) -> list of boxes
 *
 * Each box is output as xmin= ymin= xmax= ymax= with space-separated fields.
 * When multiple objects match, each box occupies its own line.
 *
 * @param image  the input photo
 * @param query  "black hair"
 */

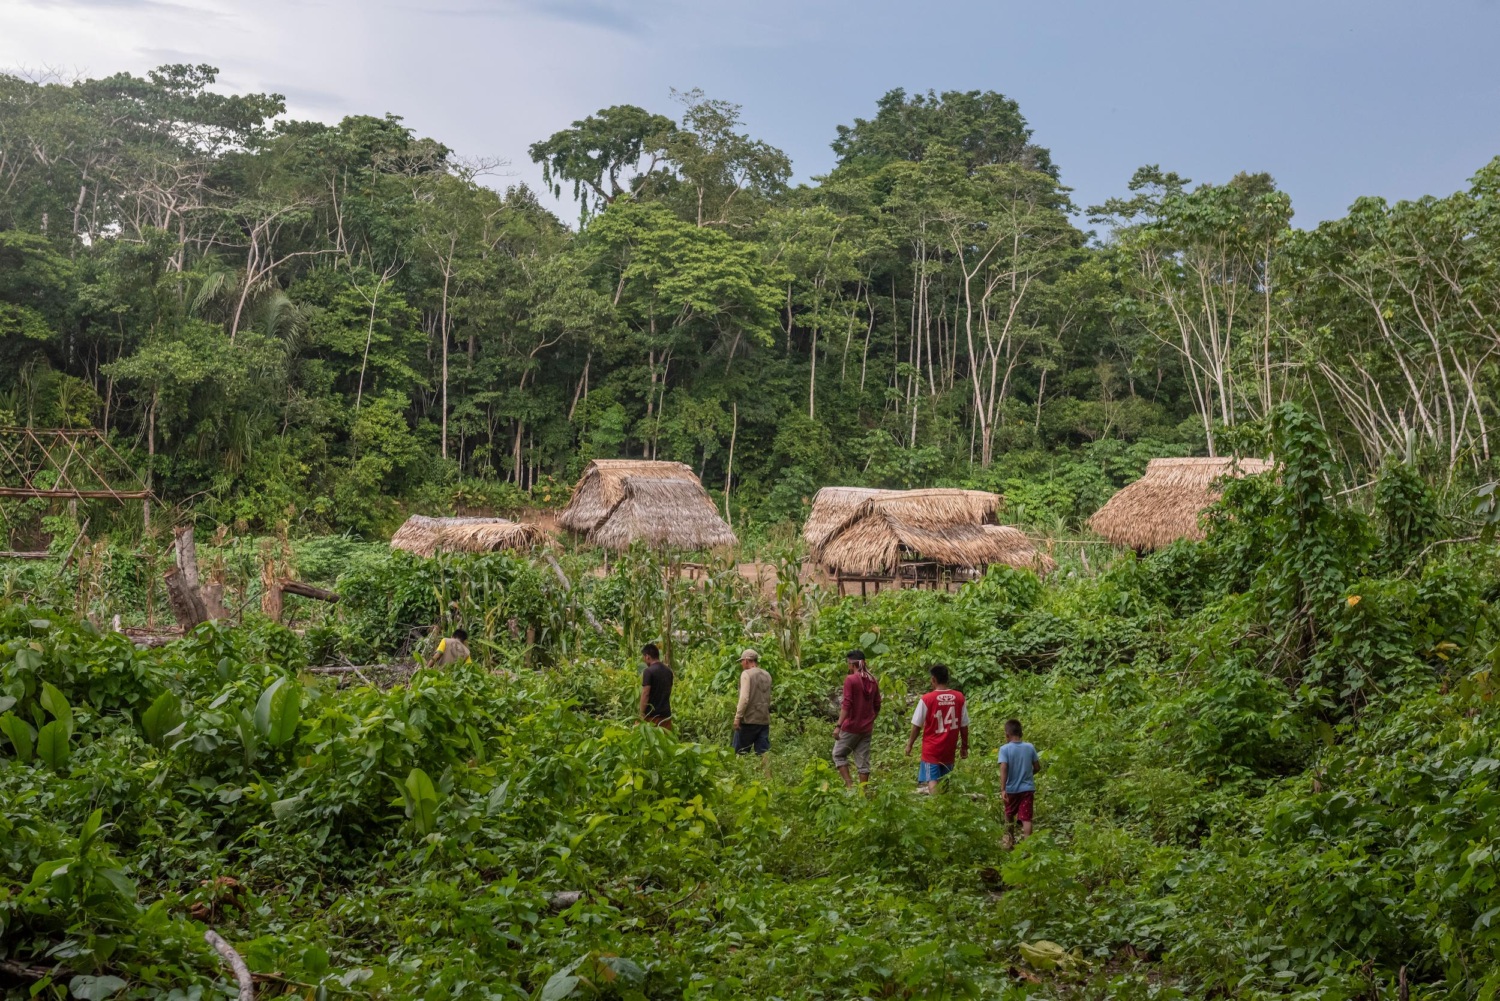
xmin=1005 ymin=718 xmax=1023 ymax=738
xmin=928 ymin=663 xmax=950 ymax=685
xmin=846 ymin=648 xmax=865 ymax=661
xmin=642 ymin=643 xmax=660 ymax=659
xmin=453 ymin=627 xmax=468 ymax=641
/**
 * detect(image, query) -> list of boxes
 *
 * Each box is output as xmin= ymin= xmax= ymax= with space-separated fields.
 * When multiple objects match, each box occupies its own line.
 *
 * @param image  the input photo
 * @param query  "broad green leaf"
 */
xmin=0 ymin=713 xmax=35 ymax=762
xmin=403 ymin=767 xmax=439 ymax=834
xmin=69 ymin=974 xmax=129 ymax=999
xmin=14 ymin=646 xmax=42 ymax=672
xmin=37 ymin=720 xmax=71 ymax=771
xmin=79 ymin=807 xmax=103 ymax=848
xmin=140 ymin=690 xmax=183 ymax=748
xmin=597 ymin=956 xmax=644 ymax=986
xmin=540 ymin=972 xmax=581 ymax=1001
xmin=254 ymin=677 xmax=301 ymax=746
xmin=98 ymin=867 xmax=136 ymax=901
xmin=39 ymin=681 xmax=72 ymax=735
xmin=0 ymin=695 xmax=15 ymax=713
xmin=302 ymin=945 xmax=329 ymax=976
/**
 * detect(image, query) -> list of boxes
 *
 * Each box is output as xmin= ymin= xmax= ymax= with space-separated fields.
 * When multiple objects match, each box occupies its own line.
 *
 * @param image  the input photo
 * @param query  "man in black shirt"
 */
xmin=638 ymin=642 xmax=674 ymax=730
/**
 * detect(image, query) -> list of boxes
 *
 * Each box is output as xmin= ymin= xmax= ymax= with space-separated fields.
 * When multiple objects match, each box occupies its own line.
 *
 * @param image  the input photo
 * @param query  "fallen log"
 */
xmin=281 ymin=580 xmax=339 ymax=603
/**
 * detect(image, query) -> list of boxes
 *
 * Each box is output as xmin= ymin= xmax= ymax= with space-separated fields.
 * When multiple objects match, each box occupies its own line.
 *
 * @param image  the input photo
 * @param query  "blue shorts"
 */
xmin=917 ymin=761 xmax=953 ymax=784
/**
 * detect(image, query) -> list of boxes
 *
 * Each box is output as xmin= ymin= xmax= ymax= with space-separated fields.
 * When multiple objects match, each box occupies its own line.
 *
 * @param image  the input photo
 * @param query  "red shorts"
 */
xmin=1004 ymin=791 xmax=1034 ymax=822
xmin=645 ymin=716 xmax=672 ymax=730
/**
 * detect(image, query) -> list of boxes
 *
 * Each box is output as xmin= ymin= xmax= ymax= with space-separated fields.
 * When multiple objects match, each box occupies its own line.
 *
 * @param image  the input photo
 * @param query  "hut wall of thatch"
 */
xmin=589 ymin=477 xmax=737 ymax=552
xmin=390 ymin=515 xmax=546 ymax=557
xmin=1088 ymin=456 xmax=1273 ymax=551
xmin=558 ymin=459 xmax=700 ymax=534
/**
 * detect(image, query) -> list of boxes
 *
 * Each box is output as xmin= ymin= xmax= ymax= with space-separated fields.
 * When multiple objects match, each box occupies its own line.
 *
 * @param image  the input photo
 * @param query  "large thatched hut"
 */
xmin=1088 ymin=456 xmax=1274 ymax=551
xmin=390 ymin=515 xmax=547 ymax=557
xmin=589 ymin=477 xmax=737 ymax=552
xmin=806 ymin=487 xmax=1051 ymax=588
xmin=558 ymin=459 xmax=700 ymax=535
xmin=802 ymin=487 xmax=1000 ymax=559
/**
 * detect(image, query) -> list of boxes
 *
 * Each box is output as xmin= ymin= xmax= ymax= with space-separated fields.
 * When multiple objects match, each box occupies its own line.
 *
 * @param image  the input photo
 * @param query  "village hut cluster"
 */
xmin=803 ymin=486 xmax=1054 ymax=596
xmin=385 ymin=452 xmax=1270 ymax=594
xmin=391 ymin=460 xmax=738 ymax=561
xmin=1088 ymin=456 xmax=1273 ymax=551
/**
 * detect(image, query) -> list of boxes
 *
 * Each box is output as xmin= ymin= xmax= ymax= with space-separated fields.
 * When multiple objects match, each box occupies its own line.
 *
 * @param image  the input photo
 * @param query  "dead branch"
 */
xmin=204 ymin=929 xmax=255 ymax=1001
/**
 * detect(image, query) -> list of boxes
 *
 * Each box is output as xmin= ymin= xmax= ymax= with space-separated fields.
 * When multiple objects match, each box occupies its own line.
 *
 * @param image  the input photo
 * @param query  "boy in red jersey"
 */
xmin=904 ymin=664 xmax=969 ymax=793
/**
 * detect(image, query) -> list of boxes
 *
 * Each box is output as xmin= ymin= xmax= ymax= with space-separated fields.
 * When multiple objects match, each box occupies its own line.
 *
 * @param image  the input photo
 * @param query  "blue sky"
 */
xmin=5 ymin=0 xmax=1498 ymax=230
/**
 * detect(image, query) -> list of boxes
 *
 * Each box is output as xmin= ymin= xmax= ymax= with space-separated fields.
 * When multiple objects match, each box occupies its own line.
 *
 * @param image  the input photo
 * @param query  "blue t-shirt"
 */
xmin=998 ymin=740 xmax=1039 ymax=793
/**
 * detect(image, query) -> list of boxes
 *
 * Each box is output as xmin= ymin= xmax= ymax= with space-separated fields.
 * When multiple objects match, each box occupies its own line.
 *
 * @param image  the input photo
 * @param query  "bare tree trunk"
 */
xmin=440 ymin=260 xmax=452 ymax=460
xmin=724 ymin=401 xmax=737 ymax=527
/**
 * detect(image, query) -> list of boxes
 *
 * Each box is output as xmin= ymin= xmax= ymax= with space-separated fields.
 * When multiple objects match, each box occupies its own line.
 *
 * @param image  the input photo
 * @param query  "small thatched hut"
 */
xmin=806 ymin=487 xmax=1051 ymax=584
xmin=1088 ymin=456 xmax=1274 ymax=551
xmin=589 ymin=477 xmax=738 ymax=552
xmin=390 ymin=515 xmax=547 ymax=557
xmin=558 ymin=459 xmax=701 ymax=535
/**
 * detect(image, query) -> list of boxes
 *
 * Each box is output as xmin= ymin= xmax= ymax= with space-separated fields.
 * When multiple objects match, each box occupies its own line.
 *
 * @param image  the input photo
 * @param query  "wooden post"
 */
xmin=201 ymin=582 xmax=230 ymax=621
xmin=174 ymin=524 xmax=200 ymax=592
xmin=163 ymin=567 xmax=207 ymax=628
xmin=164 ymin=524 xmax=211 ymax=627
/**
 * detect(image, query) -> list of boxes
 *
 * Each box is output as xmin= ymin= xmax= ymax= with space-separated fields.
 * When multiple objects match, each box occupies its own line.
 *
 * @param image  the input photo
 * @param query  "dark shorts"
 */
xmin=645 ymin=716 xmax=672 ymax=731
xmin=1005 ymin=790 xmax=1034 ymax=822
xmin=733 ymin=723 xmax=770 ymax=755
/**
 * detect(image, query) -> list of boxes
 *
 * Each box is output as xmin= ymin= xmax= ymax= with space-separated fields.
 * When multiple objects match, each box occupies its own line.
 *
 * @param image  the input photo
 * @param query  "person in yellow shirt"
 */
xmin=429 ymin=627 xmax=471 ymax=667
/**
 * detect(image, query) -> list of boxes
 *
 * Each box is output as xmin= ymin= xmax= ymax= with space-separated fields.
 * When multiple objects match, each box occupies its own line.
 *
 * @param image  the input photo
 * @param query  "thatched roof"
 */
xmin=390 ymin=515 xmax=547 ymax=557
xmin=589 ymin=477 xmax=738 ymax=552
xmin=802 ymin=487 xmax=889 ymax=554
xmin=1088 ymin=456 xmax=1274 ymax=551
xmin=559 ymin=459 xmax=701 ymax=534
xmin=811 ymin=485 xmax=1048 ymax=576
xmin=802 ymin=487 xmax=1001 ymax=558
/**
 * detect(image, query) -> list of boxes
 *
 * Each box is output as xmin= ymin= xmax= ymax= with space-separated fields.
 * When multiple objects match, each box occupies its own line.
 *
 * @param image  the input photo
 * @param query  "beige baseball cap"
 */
xmin=739 ymin=648 xmax=759 ymax=662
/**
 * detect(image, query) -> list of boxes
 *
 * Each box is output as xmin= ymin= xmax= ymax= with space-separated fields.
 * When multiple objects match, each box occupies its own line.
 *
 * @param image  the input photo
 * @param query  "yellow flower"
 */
xmin=1347 ymin=595 xmax=1361 ymax=607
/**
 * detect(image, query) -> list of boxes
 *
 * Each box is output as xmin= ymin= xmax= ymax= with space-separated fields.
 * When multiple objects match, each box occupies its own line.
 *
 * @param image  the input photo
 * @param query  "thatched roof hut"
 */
xmin=390 ymin=515 xmax=547 ymax=557
xmin=589 ymin=477 xmax=738 ymax=552
xmin=819 ymin=512 xmax=1052 ymax=577
xmin=1088 ymin=456 xmax=1274 ymax=551
xmin=559 ymin=459 xmax=701 ymax=534
xmin=802 ymin=487 xmax=1001 ymax=558
xmin=807 ymin=487 xmax=1050 ymax=576
xmin=802 ymin=487 xmax=889 ymax=554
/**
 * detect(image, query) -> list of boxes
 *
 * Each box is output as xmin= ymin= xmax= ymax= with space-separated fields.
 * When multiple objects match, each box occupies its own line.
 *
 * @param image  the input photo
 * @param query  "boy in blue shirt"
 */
xmin=998 ymin=718 xmax=1043 ymax=848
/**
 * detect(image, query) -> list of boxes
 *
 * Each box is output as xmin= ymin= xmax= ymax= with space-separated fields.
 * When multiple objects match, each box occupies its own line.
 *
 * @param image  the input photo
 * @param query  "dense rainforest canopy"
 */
xmin=2 ymin=65 xmax=1499 ymax=539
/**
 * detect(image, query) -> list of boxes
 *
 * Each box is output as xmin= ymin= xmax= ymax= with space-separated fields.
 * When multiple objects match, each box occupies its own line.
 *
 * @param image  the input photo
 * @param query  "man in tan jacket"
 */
xmin=732 ymin=648 xmax=772 ymax=774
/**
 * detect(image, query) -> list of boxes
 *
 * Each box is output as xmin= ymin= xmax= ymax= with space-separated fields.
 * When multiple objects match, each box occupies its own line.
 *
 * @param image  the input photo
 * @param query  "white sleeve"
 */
xmin=910 ymin=700 xmax=927 ymax=726
xmin=960 ymin=704 xmax=971 ymax=727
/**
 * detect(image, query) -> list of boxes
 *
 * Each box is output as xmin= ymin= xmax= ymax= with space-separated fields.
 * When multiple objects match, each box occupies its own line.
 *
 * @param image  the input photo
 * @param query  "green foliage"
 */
xmin=0 ymin=461 xmax=1498 ymax=998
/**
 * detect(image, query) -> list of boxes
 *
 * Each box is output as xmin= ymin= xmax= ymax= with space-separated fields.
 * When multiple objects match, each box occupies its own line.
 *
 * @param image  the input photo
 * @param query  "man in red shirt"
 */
xmin=832 ymin=648 xmax=882 ymax=787
xmin=904 ymin=663 xmax=969 ymax=793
